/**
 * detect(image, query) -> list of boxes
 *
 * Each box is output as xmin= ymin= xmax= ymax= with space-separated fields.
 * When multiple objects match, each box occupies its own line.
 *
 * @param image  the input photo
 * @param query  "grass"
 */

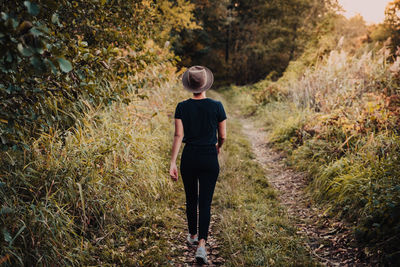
xmin=0 ymin=66 xmax=315 ymax=266
xmin=218 ymin=42 xmax=400 ymax=264
xmin=0 ymin=65 xmax=194 ymax=266
xmin=3 ymin=42 xmax=397 ymax=264
xmin=210 ymin=91 xmax=316 ymax=266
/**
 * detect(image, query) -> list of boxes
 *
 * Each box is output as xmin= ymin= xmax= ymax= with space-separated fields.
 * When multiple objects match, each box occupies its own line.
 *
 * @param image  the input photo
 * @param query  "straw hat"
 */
xmin=182 ymin=65 xmax=214 ymax=93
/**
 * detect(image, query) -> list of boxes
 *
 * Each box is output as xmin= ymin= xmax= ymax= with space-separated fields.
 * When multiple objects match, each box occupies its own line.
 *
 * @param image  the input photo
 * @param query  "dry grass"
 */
xmin=0 ymin=63 xmax=194 ymax=265
xmin=289 ymin=46 xmax=399 ymax=113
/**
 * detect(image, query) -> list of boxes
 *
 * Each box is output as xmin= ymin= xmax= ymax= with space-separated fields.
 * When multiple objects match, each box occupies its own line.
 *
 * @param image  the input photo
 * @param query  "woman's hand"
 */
xmin=170 ymin=119 xmax=183 ymax=182
xmin=216 ymin=144 xmax=220 ymax=155
xmin=169 ymin=162 xmax=178 ymax=181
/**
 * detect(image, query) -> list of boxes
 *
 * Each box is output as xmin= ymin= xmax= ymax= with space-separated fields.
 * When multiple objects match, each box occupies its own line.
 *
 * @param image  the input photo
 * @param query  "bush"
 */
xmin=0 ymin=64 xmax=186 ymax=265
xmin=0 ymin=0 xmax=197 ymax=150
xmin=0 ymin=1 xmax=199 ymax=264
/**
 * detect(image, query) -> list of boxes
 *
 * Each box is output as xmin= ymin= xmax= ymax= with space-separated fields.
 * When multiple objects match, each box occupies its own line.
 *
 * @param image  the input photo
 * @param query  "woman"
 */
xmin=169 ymin=65 xmax=227 ymax=264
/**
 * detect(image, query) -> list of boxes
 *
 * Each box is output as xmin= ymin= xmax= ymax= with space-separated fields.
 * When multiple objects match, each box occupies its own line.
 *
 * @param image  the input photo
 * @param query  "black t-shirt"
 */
xmin=174 ymin=98 xmax=227 ymax=146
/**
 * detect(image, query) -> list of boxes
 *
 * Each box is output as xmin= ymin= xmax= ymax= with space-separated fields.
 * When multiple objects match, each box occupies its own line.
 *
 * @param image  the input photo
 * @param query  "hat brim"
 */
xmin=182 ymin=66 xmax=214 ymax=93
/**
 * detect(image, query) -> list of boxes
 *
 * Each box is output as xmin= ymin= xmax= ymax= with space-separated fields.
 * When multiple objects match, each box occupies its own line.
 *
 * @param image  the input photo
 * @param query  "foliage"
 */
xmin=385 ymin=0 xmax=400 ymax=51
xmin=0 ymin=64 xmax=189 ymax=265
xmin=280 ymin=13 xmax=371 ymax=87
xmin=369 ymin=23 xmax=392 ymax=44
xmin=290 ymin=48 xmax=399 ymax=113
xmin=174 ymin=0 xmax=333 ymax=85
xmin=0 ymin=0 xmax=197 ymax=151
xmin=0 ymin=0 xmax=199 ymax=265
xmin=156 ymin=0 xmax=200 ymax=43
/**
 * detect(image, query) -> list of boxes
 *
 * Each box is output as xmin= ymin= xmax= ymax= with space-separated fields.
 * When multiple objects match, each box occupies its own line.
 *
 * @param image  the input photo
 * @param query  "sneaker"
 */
xmin=195 ymin=246 xmax=208 ymax=265
xmin=187 ymin=233 xmax=198 ymax=246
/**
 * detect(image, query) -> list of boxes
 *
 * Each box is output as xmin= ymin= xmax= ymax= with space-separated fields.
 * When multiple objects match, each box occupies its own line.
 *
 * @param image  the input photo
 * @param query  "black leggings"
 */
xmin=180 ymin=144 xmax=219 ymax=241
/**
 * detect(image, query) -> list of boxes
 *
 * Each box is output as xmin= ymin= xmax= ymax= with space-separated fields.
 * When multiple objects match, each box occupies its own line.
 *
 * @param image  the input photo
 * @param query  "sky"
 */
xmin=338 ymin=0 xmax=393 ymax=24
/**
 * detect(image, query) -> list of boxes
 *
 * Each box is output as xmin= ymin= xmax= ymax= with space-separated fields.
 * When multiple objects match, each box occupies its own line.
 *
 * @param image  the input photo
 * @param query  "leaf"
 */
xmin=1 ymin=12 xmax=8 ymax=21
xmin=30 ymin=56 xmax=46 ymax=73
xmin=37 ymin=25 xmax=50 ymax=34
xmin=10 ymin=225 xmax=26 ymax=246
xmin=76 ymin=70 xmax=85 ymax=80
xmin=11 ymin=18 xmax=19 ymax=29
xmin=2 ymin=228 xmax=12 ymax=243
xmin=6 ymin=52 xmax=12 ymax=62
xmin=57 ymin=57 xmax=72 ymax=73
xmin=5 ymin=85 xmax=13 ymax=94
xmin=34 ymin=45 xmax=44 ymax=55
xmin=29 ymin=27 xmax=42 ymax=37
xmin=51 ymin=13 xmax=60 ymax=25
xmin=24 ymin=1 xmax=40 ymax=16
xmin=44 ymin=59 xmax=58 ymax=75
xmin=17 ymin=43 xmax=33 ymax=57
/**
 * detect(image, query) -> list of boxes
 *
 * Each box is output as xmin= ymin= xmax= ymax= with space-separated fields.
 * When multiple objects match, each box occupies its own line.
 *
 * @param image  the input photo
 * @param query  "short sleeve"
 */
xmin=174 ymin=103 xmax=182 ymax=119
xmin=217 ymin=102 xmax=227 ymax=122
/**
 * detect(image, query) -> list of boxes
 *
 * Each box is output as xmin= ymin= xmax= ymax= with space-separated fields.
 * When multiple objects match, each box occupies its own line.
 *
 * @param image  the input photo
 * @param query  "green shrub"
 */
xmin=0 ymin=0 xmax=197 ymax=150
xmin=0 ymin=65 xmax=187 ymax=265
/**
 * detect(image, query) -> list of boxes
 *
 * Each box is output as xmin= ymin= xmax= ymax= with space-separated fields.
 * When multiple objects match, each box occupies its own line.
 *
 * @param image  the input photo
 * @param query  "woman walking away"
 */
xmin=169 ymin=66 xmax=227 ymax=265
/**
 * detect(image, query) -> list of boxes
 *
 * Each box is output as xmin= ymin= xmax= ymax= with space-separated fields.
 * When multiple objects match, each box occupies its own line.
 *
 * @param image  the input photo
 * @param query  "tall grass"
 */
xmin=0 ymin=63 xmax=191 ymax=265
xmin=226 ymin=42 xmax=400 ymax=263
xmin=289 ymin=46 xmax=399 ymax=113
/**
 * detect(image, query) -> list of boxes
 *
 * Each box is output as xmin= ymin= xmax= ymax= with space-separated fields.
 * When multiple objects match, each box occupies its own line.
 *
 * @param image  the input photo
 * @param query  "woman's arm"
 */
xmin=216 ymin=119 xmax=227 ymax=154
xmin=169 ymin=118 xmax=184 ymax=181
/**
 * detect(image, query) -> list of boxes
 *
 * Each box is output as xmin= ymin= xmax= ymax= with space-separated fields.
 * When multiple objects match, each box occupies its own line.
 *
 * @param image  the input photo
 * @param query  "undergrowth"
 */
xmin=223 ymin=42 xmax=400 ymax=263
xmin=0 ymin=64 xmax=191 ymax=266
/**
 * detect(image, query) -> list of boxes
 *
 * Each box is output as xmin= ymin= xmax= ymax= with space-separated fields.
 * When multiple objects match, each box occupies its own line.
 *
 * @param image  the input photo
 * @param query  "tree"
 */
xmin=174 ymin=0 xmax=331 ymax=85
xmin=385 ymin=0 xmax=400 ymax=52
xmin=0 ymin=0 xmax=197 ymax=150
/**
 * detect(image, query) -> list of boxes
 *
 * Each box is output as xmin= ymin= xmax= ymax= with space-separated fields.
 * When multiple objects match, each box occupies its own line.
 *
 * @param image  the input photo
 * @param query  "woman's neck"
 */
xmin=191 ymin=92 xmax=207 ymax=100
